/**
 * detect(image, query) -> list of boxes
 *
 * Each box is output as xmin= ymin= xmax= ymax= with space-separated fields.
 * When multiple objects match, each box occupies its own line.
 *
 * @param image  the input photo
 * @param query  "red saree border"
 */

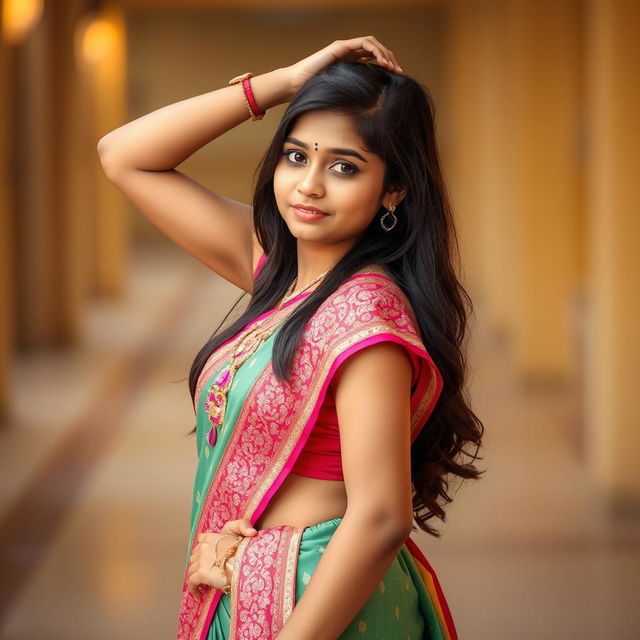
xmin=178 ymin=274 xmax=445 ymax=640
xmin=253 ymin=332 xmax=442 ymax=527
xmin=404 ymin=536 xmax=458 ymax=639
xmin=228 ymin=525 xmax=304 ymax=638
xmin=253 ymin=252 xmax=267 ymax=278
xmin=194 ymin=272 xmax=402 ymax=409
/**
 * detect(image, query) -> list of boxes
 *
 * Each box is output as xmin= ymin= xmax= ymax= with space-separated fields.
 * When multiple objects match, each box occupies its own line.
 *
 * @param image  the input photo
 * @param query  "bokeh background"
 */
xmin=1 ymin=0 xmax=639 ymax=638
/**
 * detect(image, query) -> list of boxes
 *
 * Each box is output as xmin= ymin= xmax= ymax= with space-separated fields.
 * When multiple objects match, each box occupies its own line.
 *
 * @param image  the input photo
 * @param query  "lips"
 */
xmin=292 ymin=204 xmax=329 ymax=216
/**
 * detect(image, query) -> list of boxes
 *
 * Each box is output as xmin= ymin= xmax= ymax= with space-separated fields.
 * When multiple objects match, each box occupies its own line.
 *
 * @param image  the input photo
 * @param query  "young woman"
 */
xmin=98 ymin=36 xmax=483 ymax=640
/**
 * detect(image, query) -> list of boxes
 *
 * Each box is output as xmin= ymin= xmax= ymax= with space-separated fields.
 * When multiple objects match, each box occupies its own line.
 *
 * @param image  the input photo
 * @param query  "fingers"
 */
xmin=367 ymin=36 xmax=403 ymax=73
xmin=220 ymin=518 xmax=257 ymax=537
xmin=187 ymin=540 xmax=205 ymax=601
xmin=187 ymin=573 xmax=203 ymax=602
xmin=239 ymin=518 xmax=258 ymax=536
xmin=187 ymin=547 xmax=215 ymax=602
xmin=348 ymin=35 xmax=403 ymax=73
xmin=187 ymin=523 xmax=257 ymax=603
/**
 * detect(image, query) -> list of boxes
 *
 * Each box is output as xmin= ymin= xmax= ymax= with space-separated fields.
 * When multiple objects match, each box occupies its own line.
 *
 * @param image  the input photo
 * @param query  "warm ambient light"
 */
xmin=80 ymin=16 xmax=120 ymax=64
xmin=2 ymin=0 xmax=43 ymax=44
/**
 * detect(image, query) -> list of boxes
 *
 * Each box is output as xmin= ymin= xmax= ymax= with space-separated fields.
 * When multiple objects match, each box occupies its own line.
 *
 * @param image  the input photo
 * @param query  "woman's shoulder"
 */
xmin=338 ymin=264 xmax=402 ymax=299
xmin=351 ymin=263 xmax=394 ymax=279
xmin=323 ymin=265 xmax=415 ymax=320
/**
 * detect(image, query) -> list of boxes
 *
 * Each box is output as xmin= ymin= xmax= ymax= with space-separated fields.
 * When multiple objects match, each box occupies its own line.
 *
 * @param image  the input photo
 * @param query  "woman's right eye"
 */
xmin=282 ymin=149 xmax=305 ymax=164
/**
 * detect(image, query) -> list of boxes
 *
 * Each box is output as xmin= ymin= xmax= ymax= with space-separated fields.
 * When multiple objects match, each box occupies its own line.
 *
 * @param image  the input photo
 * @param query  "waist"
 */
xmin=254 ymin=472 xmax=347 ymax=530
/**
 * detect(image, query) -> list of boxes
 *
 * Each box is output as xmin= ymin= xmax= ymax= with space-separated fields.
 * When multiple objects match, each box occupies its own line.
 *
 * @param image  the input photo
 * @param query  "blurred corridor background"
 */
xmin=1 ymin=0 xmax=639 ymax=638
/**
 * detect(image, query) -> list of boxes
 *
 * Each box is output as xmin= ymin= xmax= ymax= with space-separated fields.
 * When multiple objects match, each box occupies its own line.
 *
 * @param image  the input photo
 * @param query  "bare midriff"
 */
xmin=254 ymin=472 xmax=348 ymax=530
xmin=253 ymin=265 xmax=393 ymax=532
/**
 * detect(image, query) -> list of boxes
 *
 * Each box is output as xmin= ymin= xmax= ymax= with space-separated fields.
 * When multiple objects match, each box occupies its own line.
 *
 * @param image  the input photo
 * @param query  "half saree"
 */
xmin=177 ymin=259 xmax=458 ymax=640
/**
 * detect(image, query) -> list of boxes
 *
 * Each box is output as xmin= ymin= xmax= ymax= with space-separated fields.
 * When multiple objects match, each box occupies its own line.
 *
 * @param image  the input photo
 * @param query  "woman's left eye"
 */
xmin=282 ymin=150 xmax=358 ymax=176
xmin=333 ymin=161 xmax=357 ymax=175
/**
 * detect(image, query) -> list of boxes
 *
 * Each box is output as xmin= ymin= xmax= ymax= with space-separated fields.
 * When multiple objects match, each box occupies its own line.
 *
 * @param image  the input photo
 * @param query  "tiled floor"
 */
xmin=0 ymin=243 xmax=638 ymax=639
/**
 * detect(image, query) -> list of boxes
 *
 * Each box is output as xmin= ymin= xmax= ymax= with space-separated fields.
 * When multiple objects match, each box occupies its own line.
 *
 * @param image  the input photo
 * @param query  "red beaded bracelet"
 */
xmin=228 ymin=72 xmax=265 ymax=121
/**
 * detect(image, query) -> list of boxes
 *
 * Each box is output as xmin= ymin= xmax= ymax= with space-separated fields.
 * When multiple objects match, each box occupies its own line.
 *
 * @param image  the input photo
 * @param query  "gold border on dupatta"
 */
xmin=228 ymin=535 xmax=251 ymax=638
xmin=283 ymin=527 xmax=304 ymax=622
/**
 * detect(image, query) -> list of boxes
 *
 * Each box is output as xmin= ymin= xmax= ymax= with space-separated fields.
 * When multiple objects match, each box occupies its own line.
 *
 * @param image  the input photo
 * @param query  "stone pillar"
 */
xmin=50 ymin=0 xmax=96 ymax=340
xmin=445 ymin=0 xmax=516 ymax=339
xmin=78 ymin=5 xmax=129 ymax=296
xmin=13 ymin=4 xmax=58 ymax=347
xmin=584 ymin=0 xmax=640 ymax=512
xmin=0 ymin=14 xmax=16 ymax=419
xmin=502 ymin=0 xmax=584 ymax=382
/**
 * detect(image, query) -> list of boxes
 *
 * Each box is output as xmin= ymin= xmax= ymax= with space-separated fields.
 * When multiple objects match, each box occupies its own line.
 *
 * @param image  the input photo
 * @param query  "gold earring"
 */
xmin=380 ymin=204 xmax=397 ymax=232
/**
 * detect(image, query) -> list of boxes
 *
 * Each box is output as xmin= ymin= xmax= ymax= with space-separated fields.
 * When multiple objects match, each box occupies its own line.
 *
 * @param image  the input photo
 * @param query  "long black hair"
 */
xmin=188 ymin=61 xmax=484 ymax=537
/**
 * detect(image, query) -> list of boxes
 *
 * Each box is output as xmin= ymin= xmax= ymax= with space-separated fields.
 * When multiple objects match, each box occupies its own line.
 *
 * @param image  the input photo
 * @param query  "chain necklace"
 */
xmin=205 ymin=268 xmax=331 ymax=446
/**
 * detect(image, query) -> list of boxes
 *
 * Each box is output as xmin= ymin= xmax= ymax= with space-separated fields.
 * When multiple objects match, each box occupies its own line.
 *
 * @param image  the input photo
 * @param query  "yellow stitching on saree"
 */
xmin=283 ymin=527 xmax=304 ymax=622
xmin=228 ymin=535 xmax=251 ymax=638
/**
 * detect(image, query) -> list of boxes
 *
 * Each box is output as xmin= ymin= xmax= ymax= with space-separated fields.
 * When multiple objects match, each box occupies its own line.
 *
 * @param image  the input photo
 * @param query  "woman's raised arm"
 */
xmin=96 ymin=67 xmax=295 ymax=292
xmin=96 ymin=68 xmax=294 ymax=173
xmin=96 ymin=37 xmax=401 ymax=293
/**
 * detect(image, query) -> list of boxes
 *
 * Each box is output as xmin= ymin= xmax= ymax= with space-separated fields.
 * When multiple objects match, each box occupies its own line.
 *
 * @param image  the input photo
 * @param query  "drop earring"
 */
xmin=380 ymin=204 xmax=398 ymax=232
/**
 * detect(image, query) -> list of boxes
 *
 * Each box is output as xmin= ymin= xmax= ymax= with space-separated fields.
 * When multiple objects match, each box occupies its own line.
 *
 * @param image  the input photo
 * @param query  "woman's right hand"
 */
xmin=219 ymin=517 xmax=258 ymax=537
xmin=286 ymin=36 xmax=403 ymax=95
xmin=187 ymin=519 xmax=258 ymax=602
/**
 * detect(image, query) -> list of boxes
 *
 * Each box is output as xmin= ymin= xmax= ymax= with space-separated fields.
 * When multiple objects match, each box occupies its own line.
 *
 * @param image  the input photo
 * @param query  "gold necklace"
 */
xmin=278 ymin=269 xmax=330 ymax=307
xmin=205 ymin=268 xmax=330 ymax=446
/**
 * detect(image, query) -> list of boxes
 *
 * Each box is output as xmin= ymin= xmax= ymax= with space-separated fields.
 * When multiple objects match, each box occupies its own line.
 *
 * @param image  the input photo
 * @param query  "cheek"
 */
xmin=272 ymin=167 xmax=289 ymax=206
xmin=338 ymin=181 xmax=382 ymax=219
xmin=273 ymin=165 xmax=297 ymax=197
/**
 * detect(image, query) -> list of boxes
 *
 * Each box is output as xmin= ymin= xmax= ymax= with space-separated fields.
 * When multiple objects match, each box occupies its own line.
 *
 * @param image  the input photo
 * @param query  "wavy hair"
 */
xmin=188 ymin=61 xmax=484 ymax=537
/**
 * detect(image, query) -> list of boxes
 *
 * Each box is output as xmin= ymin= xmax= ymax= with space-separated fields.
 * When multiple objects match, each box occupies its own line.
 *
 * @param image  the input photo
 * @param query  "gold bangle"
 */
xmin=212 ymin=536 xmax=242 ymax=571
xmin=220 ymin=548 xmax=240 ymax=596
xmin=211 ymin=535 xmax=241 ymax=572
xmin=221 ymin=559 xmax=234 ymax=595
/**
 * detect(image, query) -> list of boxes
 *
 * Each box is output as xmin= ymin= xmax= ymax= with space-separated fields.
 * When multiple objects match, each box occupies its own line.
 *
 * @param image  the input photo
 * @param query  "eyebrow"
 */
xmin=284 ymin=136 xmax=368 ymax=163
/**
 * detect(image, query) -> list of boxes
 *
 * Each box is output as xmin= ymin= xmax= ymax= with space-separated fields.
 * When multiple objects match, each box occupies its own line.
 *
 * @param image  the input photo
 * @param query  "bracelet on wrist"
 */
xmin=211 ymin=536 xmax=242 ymax=572
xmin=228 ymin=72 xmax=266 ymax=121
xmin=220 ymin=543 xmax=242 ymax=595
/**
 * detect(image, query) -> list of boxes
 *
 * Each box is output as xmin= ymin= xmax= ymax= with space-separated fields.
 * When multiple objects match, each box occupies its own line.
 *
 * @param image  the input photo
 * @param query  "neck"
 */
xmin=294 ymin=239 xmax=355 ymax=289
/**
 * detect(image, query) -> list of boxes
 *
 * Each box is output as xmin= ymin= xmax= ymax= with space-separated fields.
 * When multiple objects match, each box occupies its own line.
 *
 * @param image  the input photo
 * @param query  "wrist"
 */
xmin=249 ymin=67 xmax=296 ymax=111
xmin=217 ymin=534 xmax=242 ymax=559
xmin=224 ymin=557 xmax=234 ymax=582
xmin=277 ymin=66 xmax=299 ymax=102
xmin=215 ymin=535 xmax=242 ymax=590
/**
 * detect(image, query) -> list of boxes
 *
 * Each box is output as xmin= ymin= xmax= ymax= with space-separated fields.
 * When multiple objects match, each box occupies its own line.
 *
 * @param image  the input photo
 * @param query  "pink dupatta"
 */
xmin=177 ymin=260 xmax=453 ymax=639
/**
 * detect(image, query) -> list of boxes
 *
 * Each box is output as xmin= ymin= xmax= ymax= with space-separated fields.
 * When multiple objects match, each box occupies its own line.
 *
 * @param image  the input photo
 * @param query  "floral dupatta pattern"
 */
xmin=177 ymin=264 xmax=457 ymax=640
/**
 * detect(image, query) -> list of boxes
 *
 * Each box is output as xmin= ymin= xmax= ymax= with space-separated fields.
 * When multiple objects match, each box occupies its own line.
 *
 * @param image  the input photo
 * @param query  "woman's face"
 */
xmin=273 ymin=110 xmax=395 ymax=247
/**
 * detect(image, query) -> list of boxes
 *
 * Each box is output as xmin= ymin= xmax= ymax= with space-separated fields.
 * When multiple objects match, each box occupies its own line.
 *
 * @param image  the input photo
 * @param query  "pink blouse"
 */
xmin=291 ymin=384 xmax=344 ymax=480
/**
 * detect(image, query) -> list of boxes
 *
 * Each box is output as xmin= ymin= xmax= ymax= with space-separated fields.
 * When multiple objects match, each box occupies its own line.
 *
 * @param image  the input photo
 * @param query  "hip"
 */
xmin=210 ymin=516 xmax=427 ymax=639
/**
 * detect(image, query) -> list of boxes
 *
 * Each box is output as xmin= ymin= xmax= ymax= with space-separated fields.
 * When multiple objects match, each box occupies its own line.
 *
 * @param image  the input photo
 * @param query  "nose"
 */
xmin=296 ymin=164 xmax=325 ymax=198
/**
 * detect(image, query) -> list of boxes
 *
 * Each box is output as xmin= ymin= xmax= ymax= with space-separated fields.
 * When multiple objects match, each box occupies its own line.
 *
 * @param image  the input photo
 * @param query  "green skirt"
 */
xmin=208 ymin=516 xmax=427 ymax=639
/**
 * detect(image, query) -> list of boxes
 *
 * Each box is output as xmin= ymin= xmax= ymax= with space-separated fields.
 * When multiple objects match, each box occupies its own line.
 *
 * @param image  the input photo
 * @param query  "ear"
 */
xmin=383 ymin=186 xmax=407 ymax=209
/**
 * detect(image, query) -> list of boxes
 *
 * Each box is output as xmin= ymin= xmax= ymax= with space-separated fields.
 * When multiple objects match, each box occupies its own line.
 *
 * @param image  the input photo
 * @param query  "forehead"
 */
xmin=288 ymin=111 xmax=365 ymax=150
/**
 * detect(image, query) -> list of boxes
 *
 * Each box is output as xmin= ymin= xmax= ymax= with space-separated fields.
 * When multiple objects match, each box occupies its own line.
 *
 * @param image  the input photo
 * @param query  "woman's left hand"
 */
xmin=187 ymin=532 xmax=240 ymax=601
